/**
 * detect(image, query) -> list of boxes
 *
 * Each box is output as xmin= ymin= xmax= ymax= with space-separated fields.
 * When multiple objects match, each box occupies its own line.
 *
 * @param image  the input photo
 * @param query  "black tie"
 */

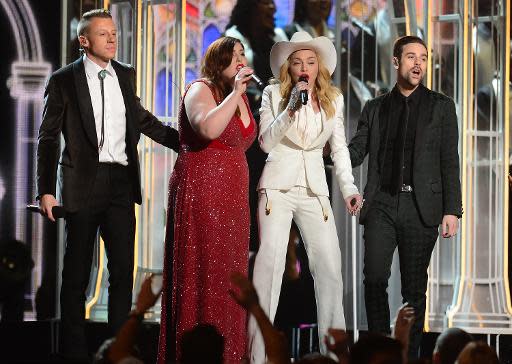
xmin=98 ymin=69 xmax=107 ymax=151
xmin=391 ymin=97 xmax=410 ymax=193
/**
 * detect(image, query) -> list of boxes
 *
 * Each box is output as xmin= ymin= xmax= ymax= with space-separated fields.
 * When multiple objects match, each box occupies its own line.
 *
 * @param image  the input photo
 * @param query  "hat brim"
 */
xmin=270 ymin=36 xmax=337 ymax=79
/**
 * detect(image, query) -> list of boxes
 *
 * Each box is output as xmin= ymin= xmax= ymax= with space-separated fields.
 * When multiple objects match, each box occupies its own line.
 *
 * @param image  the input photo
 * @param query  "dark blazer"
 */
xmin=348 ymin=85 xmax=462 ymax=227
xmin=37 ymin=57 xmax=179 ymax=212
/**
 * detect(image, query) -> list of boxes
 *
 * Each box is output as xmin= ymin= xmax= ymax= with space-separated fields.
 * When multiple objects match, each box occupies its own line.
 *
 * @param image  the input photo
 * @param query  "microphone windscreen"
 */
xmin=299 ymin=75 xmax=309 ymax=105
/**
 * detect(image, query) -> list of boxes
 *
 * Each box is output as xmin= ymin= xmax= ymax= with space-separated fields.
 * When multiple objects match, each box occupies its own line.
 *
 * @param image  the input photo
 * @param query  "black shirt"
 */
xmin=380 ymin=84 xmax=425 ymax=191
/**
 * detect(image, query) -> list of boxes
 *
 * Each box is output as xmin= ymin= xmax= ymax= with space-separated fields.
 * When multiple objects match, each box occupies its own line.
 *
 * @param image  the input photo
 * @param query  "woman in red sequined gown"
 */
xmin=158 ymin=37 xmax=256 ymax=363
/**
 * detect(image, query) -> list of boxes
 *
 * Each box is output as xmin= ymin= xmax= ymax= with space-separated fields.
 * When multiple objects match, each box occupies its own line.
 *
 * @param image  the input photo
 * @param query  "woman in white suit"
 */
xmin=248 ymin=32 xmax=362 ymax=363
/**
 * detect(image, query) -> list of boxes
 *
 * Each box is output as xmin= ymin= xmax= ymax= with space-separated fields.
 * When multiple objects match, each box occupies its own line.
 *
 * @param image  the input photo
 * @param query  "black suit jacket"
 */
xmin=348 ymin=85 xmax=462 ymax=227
xmin=37 ymin=57 xmax=179 ymax=212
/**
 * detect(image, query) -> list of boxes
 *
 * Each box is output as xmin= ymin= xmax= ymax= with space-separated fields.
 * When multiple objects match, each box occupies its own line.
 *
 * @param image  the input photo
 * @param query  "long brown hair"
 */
xmin=201 ymin=36 xmax=242 ymax=104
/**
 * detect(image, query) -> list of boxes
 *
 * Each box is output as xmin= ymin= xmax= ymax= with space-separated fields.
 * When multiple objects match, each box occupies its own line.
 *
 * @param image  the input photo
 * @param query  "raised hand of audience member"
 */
xmin=134 ymin=274 xmax=162 ymax=315
xmin=108 ymin=275 xmax=162 ymax=363
xmin=393 ymin=303 xmax=415 ymax=362
xmin=324 ymin=328 xmax=350 ymax=364
xmin=230 ymin=272 xmax=290 ymax=364
xmin=229 ymin=271 xmax=260 ymax=312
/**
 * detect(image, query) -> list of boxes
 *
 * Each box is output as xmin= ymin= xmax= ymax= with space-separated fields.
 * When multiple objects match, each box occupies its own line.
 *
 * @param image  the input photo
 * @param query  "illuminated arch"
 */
xmin=0 ymin=0 xmax=52 ymax=319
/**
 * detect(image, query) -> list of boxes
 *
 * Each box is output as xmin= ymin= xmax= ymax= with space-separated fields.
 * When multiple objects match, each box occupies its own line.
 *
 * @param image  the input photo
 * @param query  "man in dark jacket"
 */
xmin=36 ymin=9 xmax=178 ymax=360
xmin=348 ymin=35 xmax=462 ymax=358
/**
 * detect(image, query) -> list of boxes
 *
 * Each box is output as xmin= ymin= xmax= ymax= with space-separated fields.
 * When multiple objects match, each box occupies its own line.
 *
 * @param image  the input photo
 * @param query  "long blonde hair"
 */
xmin=277 ymin=52 xmax=340 ymax=119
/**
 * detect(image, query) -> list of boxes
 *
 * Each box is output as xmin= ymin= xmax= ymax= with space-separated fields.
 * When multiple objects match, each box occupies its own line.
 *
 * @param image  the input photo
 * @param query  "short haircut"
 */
xmin=434 ymin=328 xmax=473 ymax=364
xmin=457 ymin=341 xmax=499 ymax=364
xmin=393 ymin=35 xmax=428 ymax=59
xmin=77 ymin=9 xmax=112 ymax=37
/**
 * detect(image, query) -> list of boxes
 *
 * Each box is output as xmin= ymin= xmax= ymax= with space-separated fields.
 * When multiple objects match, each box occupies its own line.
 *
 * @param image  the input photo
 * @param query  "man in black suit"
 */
xmin=36 ymin=9 xmax=179 ymax=360
xmin=348 ymin=36 xmax=462 ymax=358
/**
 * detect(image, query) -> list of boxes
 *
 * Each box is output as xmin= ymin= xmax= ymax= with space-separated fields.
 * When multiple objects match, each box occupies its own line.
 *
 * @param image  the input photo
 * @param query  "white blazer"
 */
xmin=257 ymin=83 xmax=359 ymax=199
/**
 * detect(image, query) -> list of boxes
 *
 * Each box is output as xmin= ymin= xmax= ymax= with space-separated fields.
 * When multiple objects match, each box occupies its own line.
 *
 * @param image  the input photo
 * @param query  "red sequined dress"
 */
xmin=158 ymin=80 xmax=256 ymax=363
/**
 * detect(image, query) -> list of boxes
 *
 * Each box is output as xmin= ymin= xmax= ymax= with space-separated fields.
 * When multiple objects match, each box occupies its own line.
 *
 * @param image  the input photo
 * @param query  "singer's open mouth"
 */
xmin=299 ymin=74 xmax=309 ymax=84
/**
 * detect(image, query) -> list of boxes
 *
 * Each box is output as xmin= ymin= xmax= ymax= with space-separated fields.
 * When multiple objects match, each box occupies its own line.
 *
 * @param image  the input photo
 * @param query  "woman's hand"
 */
xmin=233 ymin=66 xmax=254 ymax=96
xmin=287 ymin=80 xmax=308 ymax=115
xmin=344 ymin=194 xmax=363 ymax=216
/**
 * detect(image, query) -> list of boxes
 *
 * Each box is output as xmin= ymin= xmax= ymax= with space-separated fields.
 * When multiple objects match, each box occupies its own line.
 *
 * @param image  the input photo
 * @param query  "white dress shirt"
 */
xmin=294 ymin=97 xmax=323 ymax=187
xmin=83 ymin=55 xmax=128 ymax=165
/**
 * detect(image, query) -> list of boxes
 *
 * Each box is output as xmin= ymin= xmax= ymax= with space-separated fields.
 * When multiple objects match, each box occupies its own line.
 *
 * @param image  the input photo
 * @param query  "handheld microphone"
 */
xmin=298 ymin=75 xmax=309 ymax=105
xmin=27 ymin=204 xmax=66 ymax=219
xmin=237 ymin=64 xmax=265 ymax=90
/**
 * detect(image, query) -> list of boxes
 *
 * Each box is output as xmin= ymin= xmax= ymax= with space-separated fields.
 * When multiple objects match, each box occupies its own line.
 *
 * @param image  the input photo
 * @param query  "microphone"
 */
xmin=248 ymin=73 xmax=265 ymax=90
xmin=298 ymin=75 xmax=309 ymax=105
xmin=237 ymin=64 xmax=265 ymax=90
xmin=27 ymin=204 xmax=66 ymax=219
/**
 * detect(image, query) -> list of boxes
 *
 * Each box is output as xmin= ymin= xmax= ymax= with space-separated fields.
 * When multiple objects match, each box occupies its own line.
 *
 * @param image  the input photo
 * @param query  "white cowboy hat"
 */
xmin=270 ymin=31 xmax=337 ymax=79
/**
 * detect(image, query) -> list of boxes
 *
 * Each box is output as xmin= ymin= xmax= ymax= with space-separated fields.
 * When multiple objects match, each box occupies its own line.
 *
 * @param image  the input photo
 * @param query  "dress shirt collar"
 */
xmin=391 ymin=82 xmax=424 ymax=106
xmin=83 ymin=54 xmax=116 ymax=80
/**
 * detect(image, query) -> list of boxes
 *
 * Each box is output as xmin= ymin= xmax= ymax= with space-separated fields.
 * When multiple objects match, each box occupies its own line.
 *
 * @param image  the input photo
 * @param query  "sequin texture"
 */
xmin=158 ymin=80 xmax=256 ymax=363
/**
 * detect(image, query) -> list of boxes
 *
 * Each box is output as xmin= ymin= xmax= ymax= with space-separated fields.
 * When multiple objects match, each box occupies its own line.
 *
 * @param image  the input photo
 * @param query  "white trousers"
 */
xmin=248 ymin=187 xmax=346 ymax=364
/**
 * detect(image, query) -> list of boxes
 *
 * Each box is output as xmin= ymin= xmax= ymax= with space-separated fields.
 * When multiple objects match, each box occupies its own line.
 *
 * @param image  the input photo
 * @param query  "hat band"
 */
xmin=287 ymin=47 xmax=317 ymax=59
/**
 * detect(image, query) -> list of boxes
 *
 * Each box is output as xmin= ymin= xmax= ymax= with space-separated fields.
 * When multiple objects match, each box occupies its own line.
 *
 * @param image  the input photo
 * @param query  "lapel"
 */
xmin=378 ymin=92 xmax=392 ymax=139
xmin=377 ymin=92 xmax=392 ymax=166
xmin=413 ymin=85 xmax=435 ymax=161
xmin=111 ymin=61 xmax=136 ymax=146
xmin=72 ymin=57 xmax=98 ymax=148
xmin=308 ymin=108 xmax=330 ymax=150
xmin=271 ymin=88 xmax=304 ymax=147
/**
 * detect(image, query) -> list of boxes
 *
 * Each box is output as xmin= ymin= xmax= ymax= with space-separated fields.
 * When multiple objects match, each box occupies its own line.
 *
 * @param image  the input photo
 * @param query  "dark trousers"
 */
xmin=363 ymin=190 xmax=438 ymax=359
xmin=60 ymin=163 xmax=135 ymax=359
xmin=0 ymin=282 xmax=25 ymax=322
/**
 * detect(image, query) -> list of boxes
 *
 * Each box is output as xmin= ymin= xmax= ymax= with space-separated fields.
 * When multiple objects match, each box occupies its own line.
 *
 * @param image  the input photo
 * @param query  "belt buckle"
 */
xmin=401 ymin=184 xmax=413 ymax=192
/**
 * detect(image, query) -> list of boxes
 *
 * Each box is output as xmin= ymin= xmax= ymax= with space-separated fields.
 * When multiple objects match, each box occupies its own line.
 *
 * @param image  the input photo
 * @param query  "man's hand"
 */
xmin=441 ymin=214 xmax=459 ymax=238
xmin=39 ymin=194 xmax=58 ymax=222
xmin=229 ymin=271 xmax=260 ymax=312
xmin=344 ymin=194 xmax=363 ymax=216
